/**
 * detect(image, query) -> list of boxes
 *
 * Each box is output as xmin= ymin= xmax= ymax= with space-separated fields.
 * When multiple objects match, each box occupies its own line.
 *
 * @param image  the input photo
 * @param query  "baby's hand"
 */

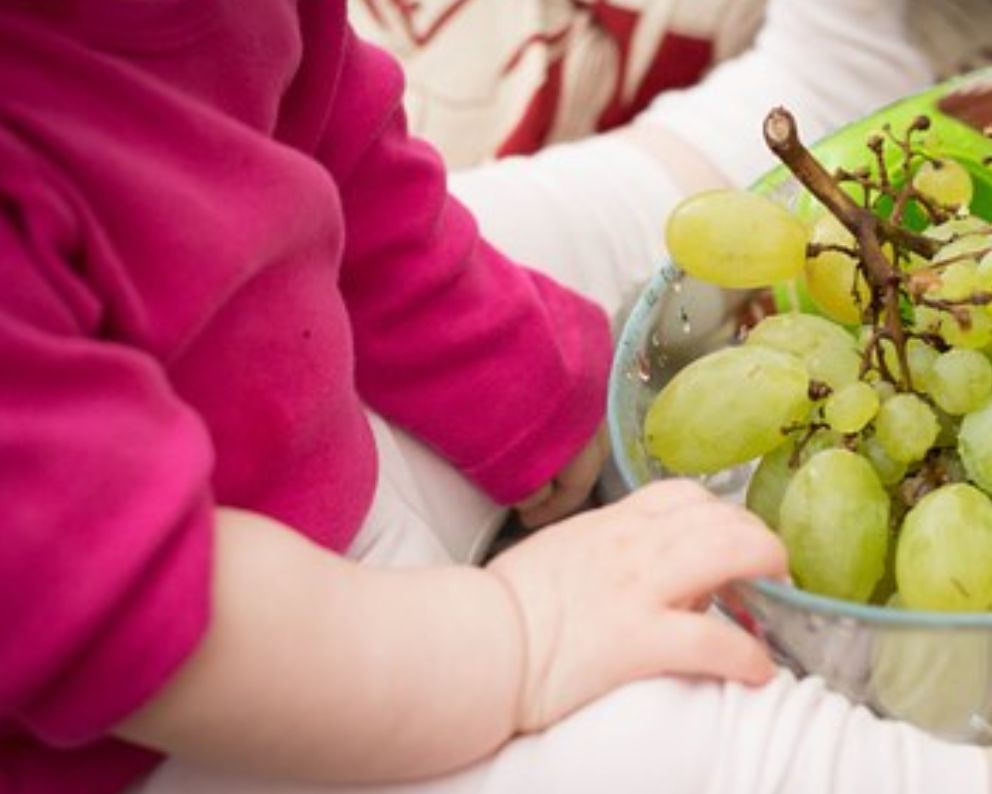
xmin=487 ymin=479 xmax=787 ymax=733
xmin=513 ymin=423 xmax=609 ymax=528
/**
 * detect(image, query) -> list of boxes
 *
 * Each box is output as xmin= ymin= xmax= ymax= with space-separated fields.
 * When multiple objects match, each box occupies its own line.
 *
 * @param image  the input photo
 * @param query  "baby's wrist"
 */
xmin=484 ymin=562 xmax=539 ymax=733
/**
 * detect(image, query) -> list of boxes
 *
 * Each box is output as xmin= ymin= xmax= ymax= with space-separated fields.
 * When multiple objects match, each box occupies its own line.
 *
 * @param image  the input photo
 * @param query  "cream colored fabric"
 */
xmin=350 ymin=0 xmax=766 ymax=168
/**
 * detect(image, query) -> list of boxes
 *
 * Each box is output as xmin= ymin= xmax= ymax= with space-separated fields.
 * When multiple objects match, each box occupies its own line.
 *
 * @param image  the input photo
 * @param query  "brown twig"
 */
xmin=763 ymin=108 xmax=939 ymax=391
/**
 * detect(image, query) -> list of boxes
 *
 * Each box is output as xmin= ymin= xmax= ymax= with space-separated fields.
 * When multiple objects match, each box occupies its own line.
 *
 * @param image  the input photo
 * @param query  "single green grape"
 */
xmin=896 ymin=483 xmax=992 ymax=611
xmin=866 ymin=336 xmax=909 ymax=384
xmin=746 ymin=313 xmax=860 ymax=389
xmin=858 ymin=435 xmax=907 ymax=486
xmin=823 ymin=381 xmax=879 ymax=433
xmin=778 ymin=449 xmax=889 ymax=602
xmin=665 ymin=189 xmax=809 ymax=289
xmin=914 ymin=304 xmax=992 ymax=350
xmin=977 ymin=249 xmax=992 ymax=293
xmin=643 ymin=345 xmax=811 ymax=475
xmin=958 ymin=399 xmax=992 ymax=494
xmin=928 ymin=348 xmax=992 ymax=415
xmin=804 ymin=214 xmax=870 ymax=325
xmin=745 ymin=443 xmax=794 ymax=530
xmin=932 ymin=262 xmax=979 ymax=301
xmin=905 ymin=338 xmax=939 ymax=392
xmin=924 ymin=215 xmax=990 ymax=243
xmin=912 ymin=158 xmax=974 ymax=210
xmin=870 ymin=378 xmax=897 ymax=404
xmin=925 ymin=221 xmax=992 ymax=324
xmin=745 ymin=429 xmax=842 ymax=530
xmin=874 ymin=393 xmax=939 ymax=463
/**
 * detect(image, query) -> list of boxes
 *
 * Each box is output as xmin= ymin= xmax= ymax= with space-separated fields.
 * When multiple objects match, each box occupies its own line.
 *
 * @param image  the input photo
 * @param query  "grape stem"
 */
xmin=781 ymin=420 xmax=830 ymax=467
xmin=762 ymin=108 xmax=942 ymax=391
xmin=859 ymin=327 xmax=895 ymax=381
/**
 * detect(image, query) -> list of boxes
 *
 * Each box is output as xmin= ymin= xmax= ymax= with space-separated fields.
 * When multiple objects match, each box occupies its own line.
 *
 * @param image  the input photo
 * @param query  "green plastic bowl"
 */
xmin=608 ymin=68 xmax=992 ymax=743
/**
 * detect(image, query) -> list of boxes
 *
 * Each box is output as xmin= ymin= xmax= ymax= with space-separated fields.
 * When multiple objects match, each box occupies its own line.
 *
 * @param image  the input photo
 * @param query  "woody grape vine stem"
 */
xmin=762 ymin=108 xmax=941 ymax=392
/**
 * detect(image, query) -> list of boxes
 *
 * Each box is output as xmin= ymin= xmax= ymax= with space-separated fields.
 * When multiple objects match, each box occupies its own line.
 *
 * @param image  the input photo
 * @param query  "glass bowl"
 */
xmin=607 ymin=68 xmax=992 ymax=744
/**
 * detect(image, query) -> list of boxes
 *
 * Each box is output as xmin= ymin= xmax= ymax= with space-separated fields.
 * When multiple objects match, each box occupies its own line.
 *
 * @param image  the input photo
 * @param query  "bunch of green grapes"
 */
xmin=645 ymin=128 xmax=992 ymax=611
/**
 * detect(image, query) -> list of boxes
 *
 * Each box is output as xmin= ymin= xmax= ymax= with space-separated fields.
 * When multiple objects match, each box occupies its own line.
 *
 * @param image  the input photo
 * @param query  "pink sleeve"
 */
xmin=0 ymin=214 xmax=214 ymax=745
xmin=325 ymin=29 xmax=612 ymax=503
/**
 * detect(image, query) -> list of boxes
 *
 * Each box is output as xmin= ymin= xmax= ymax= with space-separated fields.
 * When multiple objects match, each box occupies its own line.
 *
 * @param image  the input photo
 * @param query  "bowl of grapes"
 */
xmin=608 ymin=68 xmax=992 ymax=744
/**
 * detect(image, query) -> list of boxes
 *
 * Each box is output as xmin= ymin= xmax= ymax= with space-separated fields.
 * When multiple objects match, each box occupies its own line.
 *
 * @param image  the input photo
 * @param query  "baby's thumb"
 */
xmin=651 ymin=611 xmax=777 ymax=685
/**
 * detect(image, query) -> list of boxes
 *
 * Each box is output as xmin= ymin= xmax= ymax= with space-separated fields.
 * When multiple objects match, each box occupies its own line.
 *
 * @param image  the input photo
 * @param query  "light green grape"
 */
xmin=914 ymin=304 xmax=992 ymax=350
xmin=901 ymin=252 xmax=931 ymax=273
xmin=665 ymin=189 xmax=808 ymax=288
xmin=905 ymin=338 xmax=939 ymax=392
xmin=823 ymin=381 xmax=879 ymax=433
xmin=746 ymin=313 xmax=860 ymax=388
xmin=924 ymin=215 xmax=991 ymax=243
xmin=804 ymin=214 xmax=870 ymax=325
xmin=643 ymin=345 xmax=811 ymax=475
xmin=746 ymin=443 xmax=794 ymax=530
xmin=912 ymin=158 xmax=974 ymax=210
xmin=745 ymin=429 xmax=842 ymax=530
xmin=976 ymin=249 xmax=992 ymax=293
xmin=932 ymin=262 xmax=979 ymax=301
xmin=928 ymin=348 xmax=992 ymax=415
xmin=958 ymin=399 xmax=992 ymax=494
xmin=896 ymin=484 xmax=992 ymax=611
xmin=870 ymin=335 xmax=900 ymax=378
xmin=858 ymin=435 xmax=907 ymax=486
xmin=935 ymin=240 xmax=989 ymax=270
xmin=874 ymin=393 xmax=939 ymax=463
xmin=870 ymin=378 xmax=897 ymax=404
xmin=778 ymin=449 xmax=890 ymax=602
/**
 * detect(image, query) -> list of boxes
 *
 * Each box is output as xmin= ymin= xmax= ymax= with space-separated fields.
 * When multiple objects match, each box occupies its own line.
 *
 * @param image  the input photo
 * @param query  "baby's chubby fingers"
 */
xmin=638 ymin=610 xmax=777 ymax=685
xmin=515 ymin=424 xmax=609 ymax=528
xmin=621 ymin=478 xmax=717 ymax=516
xmin=650 ymin=499 xmax=788 ymax=601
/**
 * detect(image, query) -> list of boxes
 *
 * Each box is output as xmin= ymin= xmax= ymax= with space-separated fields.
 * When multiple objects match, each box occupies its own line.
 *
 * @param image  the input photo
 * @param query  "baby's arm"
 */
xmin=117 ymin=481 xmax=786 ymax=783
xmin=116 ymin=507 xmax=525 ymax=781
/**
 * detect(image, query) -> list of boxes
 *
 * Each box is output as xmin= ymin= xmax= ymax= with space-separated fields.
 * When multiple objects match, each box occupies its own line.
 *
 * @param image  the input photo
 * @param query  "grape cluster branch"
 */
xmin=763 ymin=108 xmax=924 ymax=389
xmin=764 ymin=108 xmax=916 ymax=388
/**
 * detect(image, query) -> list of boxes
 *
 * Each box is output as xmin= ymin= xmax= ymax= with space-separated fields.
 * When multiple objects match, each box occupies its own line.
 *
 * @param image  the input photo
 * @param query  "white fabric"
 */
xmin=350 ymin=0 xmax=767 ymax=169
xmin=346 ymin=412 xmax=506 ymax=566
xmin=451 ymin=136 xmax=678 ymax=323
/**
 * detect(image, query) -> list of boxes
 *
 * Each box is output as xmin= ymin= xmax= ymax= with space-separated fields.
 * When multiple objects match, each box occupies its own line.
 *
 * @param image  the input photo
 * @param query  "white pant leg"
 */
xmin=346 ymin=411 xmax=507 ymax=567
xmin=131 ymin=671 xmax=989 ymax=794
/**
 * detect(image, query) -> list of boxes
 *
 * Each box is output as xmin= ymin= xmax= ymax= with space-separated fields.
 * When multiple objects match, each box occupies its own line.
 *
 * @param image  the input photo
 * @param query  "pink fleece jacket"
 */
xmin=0 ymin=2 xmax=610 ymax=791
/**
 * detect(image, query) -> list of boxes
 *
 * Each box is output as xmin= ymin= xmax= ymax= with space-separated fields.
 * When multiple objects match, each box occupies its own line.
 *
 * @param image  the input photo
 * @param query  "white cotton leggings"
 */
xmin=129 ymin=412 xmax=990 ymax=794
